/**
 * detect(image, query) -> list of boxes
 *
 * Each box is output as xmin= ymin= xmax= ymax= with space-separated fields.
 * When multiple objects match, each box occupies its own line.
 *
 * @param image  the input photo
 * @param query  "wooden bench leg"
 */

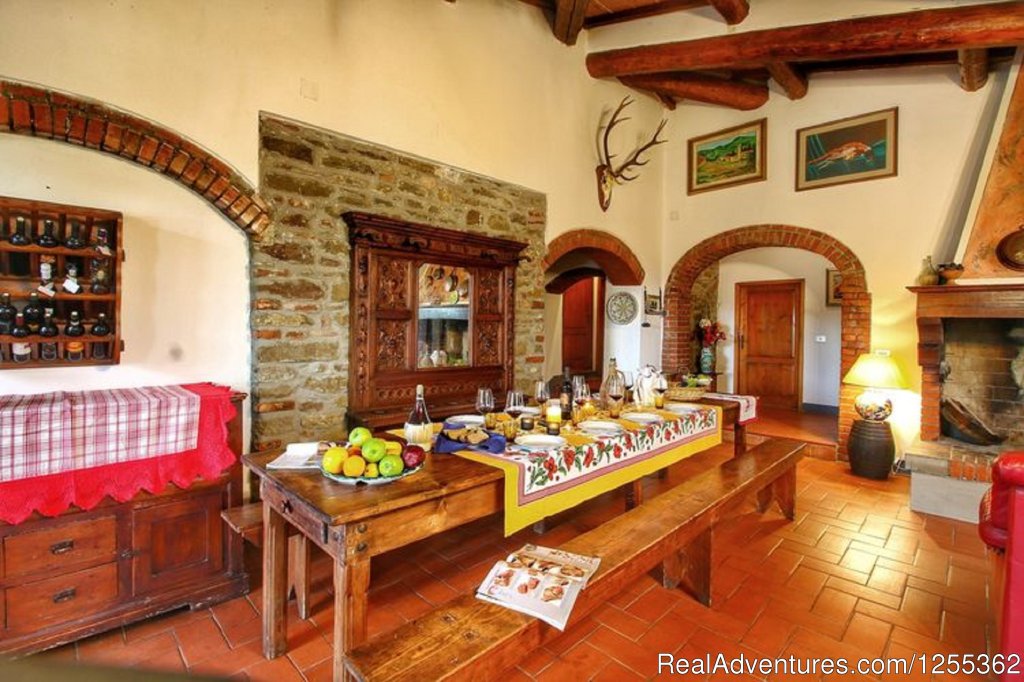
xmin=532 ymin=520 xmax=548 ymax=534
xmin=289 ymin=534 xmax=312 ymax=619
xmin=734 ymin=423 xmax=747 ymax=456
xmin=625 ymin=480 xmax=644 ymax=510
xmin=262 ymin=502 xmax=288 ymax=659
xmin=662 ymin=526 xmax=712 ymax=607
xmin=335 ymin=557 xmax=371 ymax=682
xmin=755 ymin=468 xmax=796 ymax=520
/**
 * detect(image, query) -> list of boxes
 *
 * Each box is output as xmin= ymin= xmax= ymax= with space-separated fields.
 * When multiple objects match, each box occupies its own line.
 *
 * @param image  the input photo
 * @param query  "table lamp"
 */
xmin=842 ymin=352 xmax=906 ymax=479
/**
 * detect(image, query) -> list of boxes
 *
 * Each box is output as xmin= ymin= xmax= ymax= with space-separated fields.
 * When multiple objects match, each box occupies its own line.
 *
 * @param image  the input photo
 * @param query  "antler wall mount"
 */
xmin=596 ymin=97 xmax=667 ymax=211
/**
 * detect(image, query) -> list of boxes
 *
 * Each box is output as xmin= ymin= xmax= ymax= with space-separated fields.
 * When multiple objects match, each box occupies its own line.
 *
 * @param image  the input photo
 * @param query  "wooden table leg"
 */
xmin=624 ymin=480 xmax=644 ymax=510
xmin=773 ymin=467 xmax=796 ymax=520
xmin=289 ymin=534 xmax=312 ymax=620
xmin=262 ymin=500 xmax=288 ymax=659
xmin=334 ymin=556 xmax=371 ymax=682
xmin=664 ymin=526 xmax=712 ymax=606
xmin=734 ymin=422 xmax=747 ymax=456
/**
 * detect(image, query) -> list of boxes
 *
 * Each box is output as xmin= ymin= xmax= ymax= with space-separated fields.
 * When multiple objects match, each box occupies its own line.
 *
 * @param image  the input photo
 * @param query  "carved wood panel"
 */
xmin=477 ymin=269 xmax=501 ymax=315
xmin=376 ymin=257 xmax=410 ymax=311
xmin=376 ymin=320 xmax=408 ymax=371
xmin=476 ymin=320 xmax=502 ymax=366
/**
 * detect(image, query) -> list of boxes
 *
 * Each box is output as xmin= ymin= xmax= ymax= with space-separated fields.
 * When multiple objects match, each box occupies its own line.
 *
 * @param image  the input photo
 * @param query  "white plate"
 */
xmin=514 ymin=434 xmax=567 ymax=450
xmin=664 ymin=403 xmax=699 ymax=415
xmin=447 ymin=414 xmax=485 ymax=426
xmin=624 ymin=412 xmax=663 ymax=424
xmin=519 ymin=406 xmax=541 ymax=416
xmin=578 ymin=420 xmax=623 ymax=436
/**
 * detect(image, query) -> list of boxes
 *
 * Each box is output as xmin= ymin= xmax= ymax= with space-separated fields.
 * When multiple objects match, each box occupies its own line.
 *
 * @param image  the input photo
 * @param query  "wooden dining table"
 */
xmin=243 ymin=397 xmax=745 ymax=681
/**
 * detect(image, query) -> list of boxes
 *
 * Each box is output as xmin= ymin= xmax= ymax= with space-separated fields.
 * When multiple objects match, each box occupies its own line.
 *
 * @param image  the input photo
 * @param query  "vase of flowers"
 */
xmin=697 ymin=318 xmax=726 ymax=374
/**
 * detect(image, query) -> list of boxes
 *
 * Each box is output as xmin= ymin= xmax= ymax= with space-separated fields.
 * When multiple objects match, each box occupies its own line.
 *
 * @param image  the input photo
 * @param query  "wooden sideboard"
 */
xmin=0 ymin=393 xmax=248 ymax=656
xmin=344 ymin=212 xmax=527 ymax=429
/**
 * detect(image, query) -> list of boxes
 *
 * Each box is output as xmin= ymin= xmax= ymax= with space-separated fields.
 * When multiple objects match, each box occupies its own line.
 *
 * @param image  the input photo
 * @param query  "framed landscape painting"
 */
xmin=687 ymin=118 xmax=766 ymax=194
xmin=826 ymin=269 xmax=842 ymax=306
xmin=796 ymin=107 xmax=897 ymax=191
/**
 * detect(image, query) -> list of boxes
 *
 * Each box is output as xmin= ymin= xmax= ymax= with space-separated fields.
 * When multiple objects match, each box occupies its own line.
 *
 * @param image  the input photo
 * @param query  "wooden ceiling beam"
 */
xmin=621 ymin=73 xmax=768 ymax=110
xmin=554 ymin=0 xmax=589 ymax=46
xmin=584 ymin=0 xmax=707 ymax=28
xmin=766 ymin=62 xmax=808 ymax=99
xmin=959 ymin=48 xmax=990 ymax=92
xmin=708 ymin=0 xmax=748 ymax=25
xmin=587 ymin=2 xmax=1024 ymax=78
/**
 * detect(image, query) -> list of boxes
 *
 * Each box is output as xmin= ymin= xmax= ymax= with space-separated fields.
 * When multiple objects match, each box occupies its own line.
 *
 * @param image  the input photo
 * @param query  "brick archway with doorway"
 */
xmin=544 ymin=229 xmax=645 ymax=285
xmin=663 ymin=225 xmax=871 ymax=457
xmin=0 ymin=78 xmax=268 ymax=238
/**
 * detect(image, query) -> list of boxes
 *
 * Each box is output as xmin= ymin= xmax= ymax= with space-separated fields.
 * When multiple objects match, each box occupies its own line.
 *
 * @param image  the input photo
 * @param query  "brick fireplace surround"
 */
xmin=910 ymin=283 xmax=1024 ymax=443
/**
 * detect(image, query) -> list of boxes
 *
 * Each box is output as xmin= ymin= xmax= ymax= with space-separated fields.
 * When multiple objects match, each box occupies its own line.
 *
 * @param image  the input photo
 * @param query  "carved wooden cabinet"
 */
xmin=344 ymin=212 xmax=527 ymax=429
xmin=0 ymin=394 xmax=247 ymax=656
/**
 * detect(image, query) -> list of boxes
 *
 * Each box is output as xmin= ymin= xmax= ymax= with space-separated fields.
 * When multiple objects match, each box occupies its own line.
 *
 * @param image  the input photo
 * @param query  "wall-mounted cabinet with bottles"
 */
xmin=0 ymin=196 xmax=122 ymax=369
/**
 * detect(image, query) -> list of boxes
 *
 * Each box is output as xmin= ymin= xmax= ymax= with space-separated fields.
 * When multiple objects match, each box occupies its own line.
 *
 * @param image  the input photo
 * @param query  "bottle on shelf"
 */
xmin=11 ymin=313 xmax=31 ymax=363
xmin=36 ymin=219 xmax=59 ymax=248
xmin=22 ymin=293 xmax=45 ymax=334
xmin=559 ymin=365 xmax=573 ymax=421
xmin=90 ymin=258 xmax=111 ymax=295
xmin=90 ymin=312 xmax=111 ymax=360
xmin=64 ymin=311 xmax=85 ymax=361
xmin=63 ymin=262 xmax=81 ymax=294
xmin=93 ymin=226 xmax=112 ymax=255
xmin=39 ymin=312 xmax=59 ymax=362
xmin=0 ymin=293 xmax=16 ymax=334
xmin=9 ymin=216 xmax=30 ymax=246
xmin=403 ymin=384 xmax=434 ymax=453
xmin=65 ymin=221 xmax=86 ymax=250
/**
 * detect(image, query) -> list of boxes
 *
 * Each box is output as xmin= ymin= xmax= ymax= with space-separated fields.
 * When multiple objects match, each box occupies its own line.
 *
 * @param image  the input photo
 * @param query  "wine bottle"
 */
xmin=65 ymin=311 xmax=85 ymax=337
xmin=65 ymin=311 xmax=85 ymax=361
xmin=403 ymin=384 xmax=434 ymax=453
xmin=65 ymin=221 xmax=86 ymax=249
xmin=11 ymin=313 xmax=31 ymax=363
xmin=0 ymin=293 xmax=16 ymax=334
xmin=22 ymin=293 xmax=45 ymax=333
xmin=36 ymin=219 xmax=59 ymax=248
xmin=560 ymin=365 xmax=572 ymax=421
xmin=90 ymin=312 xmax=111 ymax=360
xmin=9 ymin=217 xmax=30 ymax=246
xmin=39 ymin=312 xmax=58 ymax=362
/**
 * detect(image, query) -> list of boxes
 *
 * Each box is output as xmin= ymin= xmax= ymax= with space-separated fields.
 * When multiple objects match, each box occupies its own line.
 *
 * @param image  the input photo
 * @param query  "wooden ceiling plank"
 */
xmin=584 ymin=0 xmax=708 ymax=28
xmin=766 ymin=62 xmax=808 ymax=99
xmin=587 ymin=2 xmax=1024 ymax=78
xmin=554 ymin=0 xmax=590 ymax=45
xmin=621 ymin=73 xmax=768 ymax=110
xmin=708 ymin=0 xmax=748 ymax=25
xmin=959 ymin=48 xmax=990 ymax=92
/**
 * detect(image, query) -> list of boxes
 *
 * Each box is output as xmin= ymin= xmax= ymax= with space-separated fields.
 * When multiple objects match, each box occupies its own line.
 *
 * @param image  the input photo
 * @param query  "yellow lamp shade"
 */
xmin=842 ymin=353 xmax=906 ymax=390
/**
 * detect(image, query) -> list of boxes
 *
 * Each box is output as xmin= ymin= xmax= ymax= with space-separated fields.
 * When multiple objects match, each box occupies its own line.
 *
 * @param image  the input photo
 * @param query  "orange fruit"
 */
xmin=342 ymin=455 xmax=366 ymax=478
xmin=364 ymin=462 xmax=380 ymax=479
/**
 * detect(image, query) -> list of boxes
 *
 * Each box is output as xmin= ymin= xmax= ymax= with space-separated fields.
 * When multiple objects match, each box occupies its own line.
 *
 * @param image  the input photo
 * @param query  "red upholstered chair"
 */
xmin=979 ymin=451 xmax=1024 ymax=678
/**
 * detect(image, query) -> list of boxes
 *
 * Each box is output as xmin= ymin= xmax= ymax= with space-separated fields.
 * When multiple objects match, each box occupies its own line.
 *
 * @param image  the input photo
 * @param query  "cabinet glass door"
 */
xmin=416 ymin=263 xmax=471 ymax=368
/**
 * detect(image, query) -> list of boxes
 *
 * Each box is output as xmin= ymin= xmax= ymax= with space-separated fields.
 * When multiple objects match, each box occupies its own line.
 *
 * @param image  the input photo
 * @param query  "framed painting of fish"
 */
xmin=796 ymin=108 xmax=897 ymax=191
xmin=688 ymin=118 xmax=766 ymax=194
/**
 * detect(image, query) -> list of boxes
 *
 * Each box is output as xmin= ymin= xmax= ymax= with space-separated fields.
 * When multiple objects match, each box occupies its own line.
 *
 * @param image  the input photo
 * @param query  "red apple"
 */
xmin=402 ymin=444 xmax=426 ymax=468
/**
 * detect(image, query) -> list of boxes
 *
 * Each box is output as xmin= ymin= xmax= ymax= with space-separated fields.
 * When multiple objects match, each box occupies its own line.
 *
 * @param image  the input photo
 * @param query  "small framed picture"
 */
xmin=796 ymin=107 xmax=898 ymax=191
xmin=687 ymin=119 xmax=767 ymax=194
xmin=644 ymin=292 xmax=663 ymax=315
xmin=826 ymin=269 xmax=843 ymax=306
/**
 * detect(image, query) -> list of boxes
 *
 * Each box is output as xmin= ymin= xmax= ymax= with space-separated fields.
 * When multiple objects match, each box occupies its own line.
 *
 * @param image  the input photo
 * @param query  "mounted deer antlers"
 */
xmin=596 ymin=97 xmax=668 ymax=211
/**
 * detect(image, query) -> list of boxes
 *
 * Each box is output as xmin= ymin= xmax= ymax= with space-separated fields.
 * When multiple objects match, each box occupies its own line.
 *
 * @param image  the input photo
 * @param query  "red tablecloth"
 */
xmin=0 ymin=383 xmax=237 ymax=524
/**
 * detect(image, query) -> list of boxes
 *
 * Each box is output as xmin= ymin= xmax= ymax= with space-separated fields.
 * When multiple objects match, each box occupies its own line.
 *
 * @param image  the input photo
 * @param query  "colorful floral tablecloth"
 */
xmin=454 ymin=404 xmax=721 ymax=535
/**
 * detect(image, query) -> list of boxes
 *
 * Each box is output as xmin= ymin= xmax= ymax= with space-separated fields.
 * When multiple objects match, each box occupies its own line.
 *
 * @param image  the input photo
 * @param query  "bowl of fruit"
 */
xmin=320 ymin=427 xmax=427 ymax=485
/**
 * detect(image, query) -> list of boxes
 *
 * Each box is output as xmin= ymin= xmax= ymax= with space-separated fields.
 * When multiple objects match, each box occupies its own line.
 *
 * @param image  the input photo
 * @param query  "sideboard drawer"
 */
xmin=5 ymin=562 xmax=119 ymax=632
xmin=4 ymin=515 xmax=118 ymax=579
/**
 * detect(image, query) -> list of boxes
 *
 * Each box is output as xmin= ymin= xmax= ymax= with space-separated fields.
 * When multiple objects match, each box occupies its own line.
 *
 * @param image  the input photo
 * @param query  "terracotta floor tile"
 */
xmin=625 ymin=584 xmax=678 ymax=623
xmin=175 ymin=615 xmax=232 ymax=668
xmin=741 ymin=612 xmax=796 ymax=658
xmin=242 ymin=653 xmax=305 ymax=682
xmin=840 ymin=547 xmax=879 ymax=574
xmin=586 ymin=624 xmax=662 ymax=678
xmin=824 ymin=574 xmax=902 ymax=610
xmin=810 ymin=586 xmax=857 ymax=625
xmin=594 ymin=659 xmax=646 ymax=681
xmin=188 ymin=638 xmax=265 ymax=677
xmin=592 ymin=603 xmax=650 ymax=641
xmin=841 ymin=612 xmax=891 ymax=658
xmin=536 ymin=642 xmax=611 ymax=682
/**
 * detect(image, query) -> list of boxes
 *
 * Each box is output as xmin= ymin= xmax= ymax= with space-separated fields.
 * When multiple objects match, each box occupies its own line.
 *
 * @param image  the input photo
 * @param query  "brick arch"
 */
xmin=0 ymin=79 xmax=269 ymax=238
xmin=543 ymin=229 xmax=645 ymax=285
xmin=663 ymin=224 xmax=871 ymax=457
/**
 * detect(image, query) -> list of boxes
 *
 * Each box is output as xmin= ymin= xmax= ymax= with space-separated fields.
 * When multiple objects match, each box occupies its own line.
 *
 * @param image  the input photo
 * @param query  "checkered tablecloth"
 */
xmin=0 ymin=385 xmax=200 ymax=483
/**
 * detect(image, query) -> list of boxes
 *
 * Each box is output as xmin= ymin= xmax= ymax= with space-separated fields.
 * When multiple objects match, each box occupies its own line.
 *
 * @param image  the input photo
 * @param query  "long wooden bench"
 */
xmin=345 ymin=437 xmax=805 ymax=681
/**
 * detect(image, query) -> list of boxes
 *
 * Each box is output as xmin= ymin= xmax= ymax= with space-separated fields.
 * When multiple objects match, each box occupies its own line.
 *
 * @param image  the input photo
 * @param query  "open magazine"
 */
xmin=476 ymin=544 xmax=601 ymax=630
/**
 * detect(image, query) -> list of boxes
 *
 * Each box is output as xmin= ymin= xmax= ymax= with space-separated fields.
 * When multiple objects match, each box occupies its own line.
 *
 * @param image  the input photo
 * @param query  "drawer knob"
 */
xmin=50 ymin=540 xmax=75 ymax=555
xmin=282 ymin=500 xmax=293 ymax=514
xmin=52 ymin=588 xmax=77 ymax=604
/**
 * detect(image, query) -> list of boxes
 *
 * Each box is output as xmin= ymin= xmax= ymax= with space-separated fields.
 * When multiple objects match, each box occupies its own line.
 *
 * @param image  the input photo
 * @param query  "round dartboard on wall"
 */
xmin=606 ymin=292 xmax=639 ymax=325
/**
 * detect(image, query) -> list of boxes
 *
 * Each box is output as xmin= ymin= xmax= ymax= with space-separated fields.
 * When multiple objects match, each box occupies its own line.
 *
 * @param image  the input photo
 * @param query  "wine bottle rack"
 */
xmin=0 ymin=196 xmax=123 ymax=369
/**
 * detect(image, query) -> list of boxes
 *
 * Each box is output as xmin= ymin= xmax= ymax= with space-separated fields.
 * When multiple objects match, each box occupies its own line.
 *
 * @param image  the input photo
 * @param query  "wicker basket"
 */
xmin=666 ymin=386 xmax=707 ymax=402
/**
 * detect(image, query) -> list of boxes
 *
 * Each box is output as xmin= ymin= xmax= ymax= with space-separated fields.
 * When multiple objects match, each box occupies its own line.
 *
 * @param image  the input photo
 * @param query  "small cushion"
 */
xmin=979 ymin=488 xmax=1007 ymax=550
xmin=995 ymin=451 xmax=1024 ymax=487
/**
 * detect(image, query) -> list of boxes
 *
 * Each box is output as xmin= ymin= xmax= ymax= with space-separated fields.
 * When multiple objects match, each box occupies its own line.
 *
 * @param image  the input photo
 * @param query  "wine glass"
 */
xmin=476 ymin=387 xmax=495 ymax=415
xmin=653 ymin=375 xmax=668 ymax=409
xmin=505 ymin=390 xmax=526 ymax=420
xmin=622 ymin=371 xmax=635 ymax=404
xmin=572 ymin=375 xmax=588 ymax=404
xmin=534 ymin=380 xmax=550 ymax=407
xmin=605 ymin=373 xmax=625 ymax=419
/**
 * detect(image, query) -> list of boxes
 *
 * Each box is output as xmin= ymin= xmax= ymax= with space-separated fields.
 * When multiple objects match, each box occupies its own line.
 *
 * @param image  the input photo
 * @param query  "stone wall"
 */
xmin=689 ymin=262 xmax=719 ymax=369
xmin=252 ymin=115 xmax=547 ymax=451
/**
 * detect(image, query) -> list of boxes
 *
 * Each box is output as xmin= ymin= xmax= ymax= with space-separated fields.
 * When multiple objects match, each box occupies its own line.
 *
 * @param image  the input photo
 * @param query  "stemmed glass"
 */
xmin=505 ymin=390 xmax=526 ymax=420
xmin=653 ymin=375 xmax=668 ymax=409
xmin=605 ymin=373 xmax=625 ymax=419
xmin=572 ymin=376 xmax=590 ymax=425
xmin=622 ymin=371 xmax=635 ymax=405
xmin=534 ymin=380 xmax=550 ymax=407
xmin=476 ymin=388 xmax=495 ymax=429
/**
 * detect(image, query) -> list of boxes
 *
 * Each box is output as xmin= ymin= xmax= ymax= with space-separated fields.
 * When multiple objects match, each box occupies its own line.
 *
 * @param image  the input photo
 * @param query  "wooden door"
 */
xmin=561 ymin=277 xmax=604 ymax=374
xmin=131 ymin=490 xmax=223 ymax=595
xmin=735 ymin=279 xmax=804 ymax=410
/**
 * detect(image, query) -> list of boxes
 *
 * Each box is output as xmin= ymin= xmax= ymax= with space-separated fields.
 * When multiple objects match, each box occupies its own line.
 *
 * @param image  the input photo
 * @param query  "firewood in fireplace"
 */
xmin=941 ymin=398 xmax=1004 ymax=446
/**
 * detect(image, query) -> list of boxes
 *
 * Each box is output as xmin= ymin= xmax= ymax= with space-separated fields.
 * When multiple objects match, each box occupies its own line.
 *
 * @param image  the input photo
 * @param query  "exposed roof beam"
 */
xmin=584 ymin=0 xmax=707 ymax=29
xmin=554 ymin=0 xmax=589 ymax=45
xmin=587 ymin=2 xmax=1024 ymax=78
xmin=708 ymin=0 xmax=748 ymax=25
xmin=959 ymin=48 xmax=990 ymax=91
xmin=621 ymin=73 xmax=768 ymax=110
xmin=766 ymin=62 xmax=807 ymax=99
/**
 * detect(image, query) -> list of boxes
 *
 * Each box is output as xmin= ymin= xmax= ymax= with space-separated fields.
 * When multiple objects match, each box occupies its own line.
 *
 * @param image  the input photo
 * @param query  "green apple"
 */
xmin=378 ymin=454 xmax=405 ymax=477
xmin=348 ymin=426 xmax=372 ymax=447
xmin=361 ymin=438 xmax=388 ymax=463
